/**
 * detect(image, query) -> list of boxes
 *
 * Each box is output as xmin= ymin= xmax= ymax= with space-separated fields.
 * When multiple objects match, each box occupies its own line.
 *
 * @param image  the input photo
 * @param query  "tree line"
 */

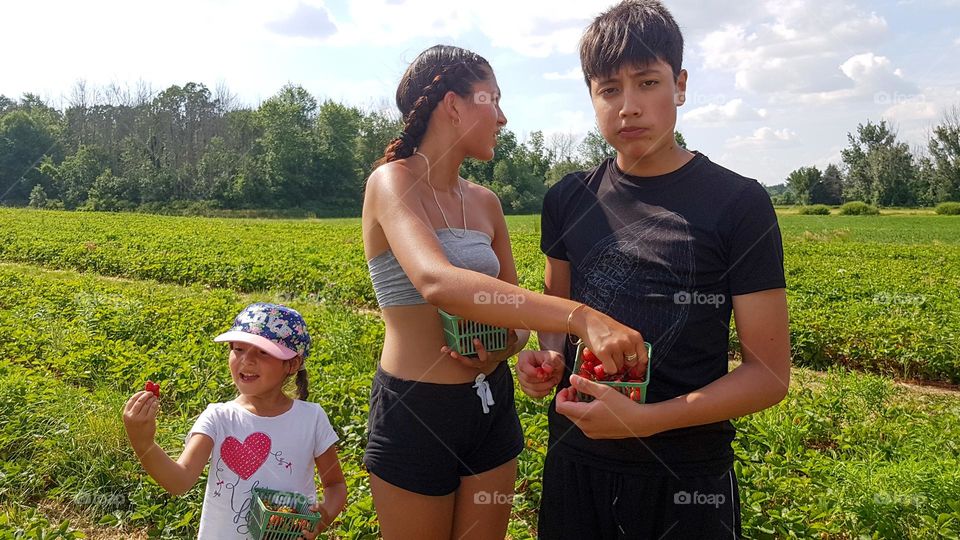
xmin=6 ymin=80 xmax=953 ymax=215
xmin=0 ymin=82 xmax=627 ymax=216
xmin=773 ymin=111 xmax=960 ymax=207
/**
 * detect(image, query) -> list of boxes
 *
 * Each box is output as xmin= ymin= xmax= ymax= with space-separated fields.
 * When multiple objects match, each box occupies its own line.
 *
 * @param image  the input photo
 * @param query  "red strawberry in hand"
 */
xmin=578 ymin=366 xmax=594 ymax=380
xmin=592 ymin=364 xmax=607 ymax=380
xmin=144 ymin=380 xmax=160 ymax=398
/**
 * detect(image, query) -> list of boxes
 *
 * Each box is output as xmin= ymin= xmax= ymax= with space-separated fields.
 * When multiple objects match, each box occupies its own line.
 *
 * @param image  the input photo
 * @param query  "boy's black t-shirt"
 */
xmin=541 ymin=153 xmax=786 ymax=475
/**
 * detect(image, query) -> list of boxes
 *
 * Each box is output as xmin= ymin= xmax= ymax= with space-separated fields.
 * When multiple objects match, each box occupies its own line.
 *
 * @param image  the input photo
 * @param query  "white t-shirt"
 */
xmin=185 ymin=399 xmax=339 ymax=540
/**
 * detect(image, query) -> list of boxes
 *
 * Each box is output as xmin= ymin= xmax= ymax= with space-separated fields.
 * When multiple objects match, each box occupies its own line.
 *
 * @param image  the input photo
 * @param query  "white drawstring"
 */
xmin=473 ymin=373 xmax=495 ymax=414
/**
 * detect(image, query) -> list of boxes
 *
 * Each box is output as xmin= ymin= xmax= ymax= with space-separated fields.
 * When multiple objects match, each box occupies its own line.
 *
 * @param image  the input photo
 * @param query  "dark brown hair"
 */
xmin=375 ymin=45 xmax=492 ymax=166
xmin=284 ymin=357 xmax=308 ymax=401
xmin=294 ymin=369 xmax=308 ymax=401
xmin=579 ymin=0 xmax=684 ymax=85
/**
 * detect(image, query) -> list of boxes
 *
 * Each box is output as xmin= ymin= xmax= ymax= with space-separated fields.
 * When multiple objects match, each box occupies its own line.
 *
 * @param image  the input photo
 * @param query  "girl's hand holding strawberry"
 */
xmin=122 ymin=389 xmax=160 ymax=458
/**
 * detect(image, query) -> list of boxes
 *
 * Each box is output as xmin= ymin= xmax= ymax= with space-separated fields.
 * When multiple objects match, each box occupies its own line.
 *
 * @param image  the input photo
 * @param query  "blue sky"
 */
xmin=3 ymin=0 xmax=959 ymax=185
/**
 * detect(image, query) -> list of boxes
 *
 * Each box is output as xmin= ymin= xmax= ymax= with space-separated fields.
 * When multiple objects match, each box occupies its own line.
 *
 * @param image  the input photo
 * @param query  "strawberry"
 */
xmin=627 ymin=364 xmax=646 ymax=382
xmin=592 ymin=364 xmax=606 ymax=380
xmin=581 ymin=347 xmax=598 ymax=366
xmin=144 ymin=380 xmax=160 ymax=398
xmin=630 ymin=388 xmax=643 ymax=402
xmin=268 ymin=505 xmax=297 ymax=529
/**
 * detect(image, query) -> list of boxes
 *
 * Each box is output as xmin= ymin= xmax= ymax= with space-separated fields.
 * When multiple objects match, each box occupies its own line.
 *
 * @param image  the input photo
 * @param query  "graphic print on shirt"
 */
xmin=573 ymin=210 xmax=695 ymax=362
xmin=222 ymin=432 xmax=271 ymax=479
xmin=209 ymin=431 xmax=298 ymax=536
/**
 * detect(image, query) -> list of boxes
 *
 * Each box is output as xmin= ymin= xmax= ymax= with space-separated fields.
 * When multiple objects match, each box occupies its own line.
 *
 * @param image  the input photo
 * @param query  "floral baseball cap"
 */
xmin=214 ymin=303 xmax=311 ymax=369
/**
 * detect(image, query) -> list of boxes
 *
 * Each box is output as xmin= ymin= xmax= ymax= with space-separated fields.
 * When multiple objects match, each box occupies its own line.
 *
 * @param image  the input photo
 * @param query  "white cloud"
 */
xmin=788 ymin=52 xmax=917 ymax=105
xmin=544 ymin=68 xmax=582 ymax=81
xmin=324 ymin=0 xmax=608 ymax=57
xmin=266 ymin=2 xmax=338 ymax=39
xmin=682 ymin=98 xmax=767 ymax=123
xmin=955 ymin=36 xmax=960 ymax=46
xmin=726 ymin=127 xmax=798 ymax=149
xmin=697 ymin=1 xmax=894 ymax=98
xmin=883 ymin=100 xmax=938 ymax=122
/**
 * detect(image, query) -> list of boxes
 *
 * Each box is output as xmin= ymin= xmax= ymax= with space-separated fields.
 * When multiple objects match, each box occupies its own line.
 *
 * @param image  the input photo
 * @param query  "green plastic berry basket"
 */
xmin=438 ymin=309 xmax=508 ymax=356
xmin=572 ymin=340 xmax=653 ymax=403
xmin=247 ymin=487 xmax=322 ymax=540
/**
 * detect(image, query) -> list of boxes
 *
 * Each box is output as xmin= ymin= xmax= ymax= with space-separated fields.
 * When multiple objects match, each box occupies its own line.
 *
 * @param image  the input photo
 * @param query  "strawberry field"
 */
xmin=1 ymin=208 xmax=959 ymax=538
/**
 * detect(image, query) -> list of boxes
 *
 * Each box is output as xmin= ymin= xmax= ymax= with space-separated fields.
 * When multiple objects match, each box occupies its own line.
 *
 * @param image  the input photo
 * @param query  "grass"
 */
xmin=2 ymin=209 xmax=959 ymax=382
xmin=0 ymin=262 xmax=958 ymax=538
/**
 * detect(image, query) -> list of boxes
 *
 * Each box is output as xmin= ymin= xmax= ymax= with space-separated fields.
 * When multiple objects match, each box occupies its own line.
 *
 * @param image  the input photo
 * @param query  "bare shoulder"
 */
xmin=366 ymin=160 xmax=420 ymax=199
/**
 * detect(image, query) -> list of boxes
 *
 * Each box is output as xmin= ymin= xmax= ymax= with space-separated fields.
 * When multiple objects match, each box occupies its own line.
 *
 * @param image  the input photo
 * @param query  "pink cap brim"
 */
xmin=214 ymin=331 xmax=298 ymax=360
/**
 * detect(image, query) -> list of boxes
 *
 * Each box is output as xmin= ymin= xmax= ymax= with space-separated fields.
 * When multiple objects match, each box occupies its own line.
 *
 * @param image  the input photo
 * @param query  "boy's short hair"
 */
xmin=579 ymin=0 xmax=684 ymax=85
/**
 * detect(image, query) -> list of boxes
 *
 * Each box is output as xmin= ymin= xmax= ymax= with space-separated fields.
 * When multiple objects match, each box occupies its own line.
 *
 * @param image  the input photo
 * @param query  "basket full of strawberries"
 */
xmin=247 ymin=487 xmax=321 ymax=540
xmin=572 ymin=340 xmax=653 ymax=403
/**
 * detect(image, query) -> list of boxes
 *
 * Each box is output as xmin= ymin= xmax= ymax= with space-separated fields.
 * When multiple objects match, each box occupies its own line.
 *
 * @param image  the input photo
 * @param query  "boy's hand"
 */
xmin=440 ymin=329 xmax=519 ymax=371
xmin=516 ymin=350 xmax=564 ymax=398
xmin=555 ymin=375 xmax=659 ymax=439
xmin=122 ymin=391 xmax=159 ymax=456
xmin=298 ymin=502 xmax=331 ymax=539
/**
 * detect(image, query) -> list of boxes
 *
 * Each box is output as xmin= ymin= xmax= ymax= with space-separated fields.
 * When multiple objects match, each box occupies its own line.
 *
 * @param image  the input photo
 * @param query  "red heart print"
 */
xmin=221 ymin=432 xmax=271 ymax=480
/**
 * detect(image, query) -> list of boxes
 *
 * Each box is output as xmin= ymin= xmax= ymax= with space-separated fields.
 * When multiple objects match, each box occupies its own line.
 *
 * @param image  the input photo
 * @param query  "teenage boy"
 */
xmin=516 ymin=1 xmax=790 ymax=538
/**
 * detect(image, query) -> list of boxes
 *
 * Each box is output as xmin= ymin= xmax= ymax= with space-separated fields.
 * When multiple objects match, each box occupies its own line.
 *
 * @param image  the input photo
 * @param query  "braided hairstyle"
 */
xmin=375 ymin=45 xmax=492 ymax=166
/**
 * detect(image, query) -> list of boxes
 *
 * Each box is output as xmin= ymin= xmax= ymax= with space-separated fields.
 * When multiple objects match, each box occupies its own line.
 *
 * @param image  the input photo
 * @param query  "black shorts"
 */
xmin=538 ymin=449 xmax=742 ymax=539
xmin=363 ymin=361 xmax=524 ymax=496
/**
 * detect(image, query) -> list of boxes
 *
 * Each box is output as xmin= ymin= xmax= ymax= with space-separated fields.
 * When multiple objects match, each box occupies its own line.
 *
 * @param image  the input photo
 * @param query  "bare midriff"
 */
xmin=378 ymin=304 xmax=502 ymax=384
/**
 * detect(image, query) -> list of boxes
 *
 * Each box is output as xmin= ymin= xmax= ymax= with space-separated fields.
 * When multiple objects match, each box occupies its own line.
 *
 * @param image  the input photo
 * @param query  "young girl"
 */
xmin=123 ymin=302 xmax=347 ymax=540
xmin=361 ymin=44 xmax=647 ymax=539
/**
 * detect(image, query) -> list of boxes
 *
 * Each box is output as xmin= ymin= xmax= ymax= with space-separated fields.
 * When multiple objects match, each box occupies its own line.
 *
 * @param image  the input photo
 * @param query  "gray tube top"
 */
xmin=367 ymin=228 xmax=501 ymax=308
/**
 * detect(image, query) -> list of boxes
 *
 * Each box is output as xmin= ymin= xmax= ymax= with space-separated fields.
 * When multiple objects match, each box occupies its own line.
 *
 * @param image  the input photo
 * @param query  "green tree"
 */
xmin=675 ymin=131 xmax=687 ymax=149
xmin=256 ymin=84 xmax=321 ymax=206
xmin=841 ymin=120 xmax=917 ymax=206
xmin=356 ymin=110 xmax=402 ymax=179
xmin=928 ymin=106 xmax=960 ymax=202
xmin=786 ymin=166 xmax=822 ymax=206
xmin=0 ymin=100 xmax=62 ymax=203
xmin=39 ymin=145 xmax=109 ymax=208
xmin=810 ymin=164 xmax=843 ymax=205
xmin=315 ymin=100 xmax=363 ymax=207
xmin=0 ymin=95 xmax=14 ymax=114
xmin=28 ymin=184 xmax=47 ymax=208
xmin=579 ymin=127 xmax=615 ymax=166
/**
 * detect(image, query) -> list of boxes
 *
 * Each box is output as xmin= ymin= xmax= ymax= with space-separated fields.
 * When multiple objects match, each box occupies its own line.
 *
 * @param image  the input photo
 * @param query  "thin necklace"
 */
xmin=415 ymin=151 xmax=467 ymax=238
